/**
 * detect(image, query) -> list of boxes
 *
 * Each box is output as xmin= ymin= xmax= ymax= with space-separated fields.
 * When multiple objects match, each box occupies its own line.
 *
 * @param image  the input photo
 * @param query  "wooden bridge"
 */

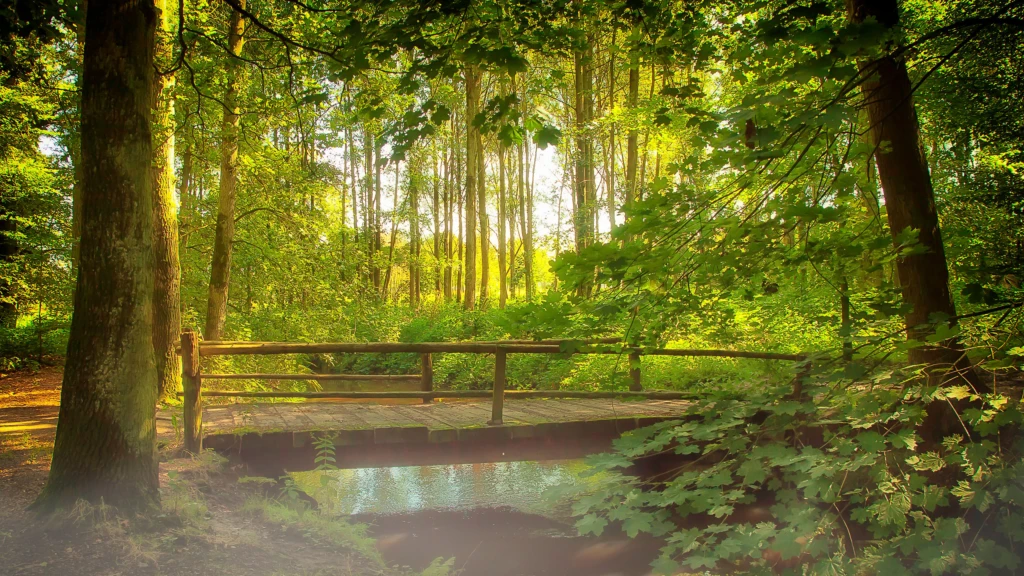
xmin=174 ymin=334 xmax=807 ymax=471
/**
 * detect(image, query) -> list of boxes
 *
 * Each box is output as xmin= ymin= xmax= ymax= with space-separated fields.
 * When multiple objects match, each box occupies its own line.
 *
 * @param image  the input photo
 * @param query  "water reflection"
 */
xmin=292 ymin=460 xmax=662 ymax=576
xmin=292 ymin=459 xmax=600 ymax=520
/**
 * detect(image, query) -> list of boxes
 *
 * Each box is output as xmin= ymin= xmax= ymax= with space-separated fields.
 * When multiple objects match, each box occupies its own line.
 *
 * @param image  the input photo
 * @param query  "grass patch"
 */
xmin=242 ymin=494 xmax=384 ymax=567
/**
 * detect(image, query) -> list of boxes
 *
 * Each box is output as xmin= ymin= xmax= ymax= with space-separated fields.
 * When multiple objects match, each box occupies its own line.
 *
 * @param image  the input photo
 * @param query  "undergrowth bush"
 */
xmin=569 ymin=365 xmax=1024 ymax=575
xmin=0 ymin=318 xmax=69 ymax=371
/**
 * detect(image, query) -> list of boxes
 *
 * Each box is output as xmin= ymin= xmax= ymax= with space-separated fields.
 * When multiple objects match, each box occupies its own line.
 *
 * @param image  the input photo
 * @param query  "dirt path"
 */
xmin=0 ymin=367 xmax=393 ymax=576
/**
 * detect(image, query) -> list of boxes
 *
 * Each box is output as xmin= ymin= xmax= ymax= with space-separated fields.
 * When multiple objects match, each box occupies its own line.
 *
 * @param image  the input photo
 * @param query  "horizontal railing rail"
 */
xmin=202 ymin=373 xmax=421 ymax=382
xmin=195 ymin=390 xmax=698 ymax=400
xmin=178 ymin=331 xmax=809 ymax=453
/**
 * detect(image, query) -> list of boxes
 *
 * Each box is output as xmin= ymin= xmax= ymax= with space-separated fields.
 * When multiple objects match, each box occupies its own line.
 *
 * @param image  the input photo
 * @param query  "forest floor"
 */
xmin=0 ymin=366 xmax=397 ymax=576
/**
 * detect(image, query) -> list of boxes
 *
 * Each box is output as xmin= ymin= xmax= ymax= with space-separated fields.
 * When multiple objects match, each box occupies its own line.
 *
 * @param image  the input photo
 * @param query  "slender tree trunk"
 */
xmin=507 ymin=149 xmax=517 ymax=301
xmin=348 ymin=125 xmax=359 ymax=249
xmin=36 ymin=0 xmax=159 ymax=512
xmin=574 ymin=50 xmax=587 ymax=254
xmin=625 ymin=49 xmax=639 ymax=241
xmin=498 ymin=129 xmax=508 ymax=309
xmin=363 ymin=128 xmax=376 ymax=290
xmin=517 ymin=135 xmax=530 ymax=300
xmin=178 ymin=144 xmax=191 ymax=226
xmin=204 ymin=0 xmax=245 ymax=340
xmin=410 ymin=159 xmax=421 ymax=307
xmin=432 ymin=150 xmax=441 ymax=297
xmin=478 ymin=134 xmax=489 ymax=307
xmin=456 ymin=114 xmax=464 ymax=304
xmin=847 ymin=0 xmax=983 ymax=443
xmin=444 ymin=142 xmax=454 ymax=301
xmin=340 ymin=133 xmax=348 ymax=258
xmin=382 ymin=162 xmax=401 ymax=299
xmin=374 ymin=141 xmax=382 ymax=293
xmin=456 ymin=157 xmax=464 ymax=304
xmin=522 ymin=118 xmax=534 ymax=300
xmin=606 ymin=32 xmax=616 ymax=234
xmin=152 ymin=0 xmax=180 ymax=400
xmin=463 ymin=65 xmax=479 ymax=310
xmin=574 ymin=42 xmax=595 ymax=297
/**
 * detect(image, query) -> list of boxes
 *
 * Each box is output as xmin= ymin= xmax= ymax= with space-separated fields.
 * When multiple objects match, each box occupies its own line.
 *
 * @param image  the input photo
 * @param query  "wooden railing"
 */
xmin=178 ymin=331 xmax=808 ymax=453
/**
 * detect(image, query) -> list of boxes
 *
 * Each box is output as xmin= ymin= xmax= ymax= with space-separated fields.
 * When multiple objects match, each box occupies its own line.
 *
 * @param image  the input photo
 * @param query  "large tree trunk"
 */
xmin=152 ymin=0 xmax=180 ymax=401
xmin=846 ymin=0 xmax=982 ymax=443
xmin=204 ymin=0 xmax=245 ymax=340
xmin=463 ymin=65 xmax=479 ymax=310
xmin=35 ymin=0 xmax=159 ymax=512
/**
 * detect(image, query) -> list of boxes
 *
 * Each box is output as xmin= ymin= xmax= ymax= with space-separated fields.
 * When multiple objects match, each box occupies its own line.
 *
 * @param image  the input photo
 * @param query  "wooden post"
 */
xmin=489 ymin=347 xmax=506 ymax=425
xmin=420 ymin=352 xmax=433 ymax=403
xmin=629 ymin=351 xmax=642 ymax=391
xmin=181 ymin=331 xmax=202 ymax=453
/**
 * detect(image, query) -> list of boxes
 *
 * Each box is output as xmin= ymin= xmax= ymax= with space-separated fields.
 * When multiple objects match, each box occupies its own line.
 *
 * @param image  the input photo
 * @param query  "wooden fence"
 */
xmin=179 ymin=331 xmax=808 ymax=453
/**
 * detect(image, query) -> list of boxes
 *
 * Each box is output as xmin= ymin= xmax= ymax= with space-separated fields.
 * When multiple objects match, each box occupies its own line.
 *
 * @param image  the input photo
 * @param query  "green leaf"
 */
xmin=649 ymin=555 xmax=680 ymax=576
xmin=577 ymin=513 xmax=608 ymax=536
xmin=533 ymin=125 xmax=561 ymax=149
xmin=737 ymin=458 xmax=768 ymax=485
xmin=856 ymin=431 xmax=886 ymax=453
xmin=623 ymin=513 xmax=653 ymax=537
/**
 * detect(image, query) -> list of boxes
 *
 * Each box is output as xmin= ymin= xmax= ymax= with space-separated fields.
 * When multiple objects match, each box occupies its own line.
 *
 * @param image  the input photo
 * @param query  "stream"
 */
xmin=292 ymin=459 xmax=662 ymax=576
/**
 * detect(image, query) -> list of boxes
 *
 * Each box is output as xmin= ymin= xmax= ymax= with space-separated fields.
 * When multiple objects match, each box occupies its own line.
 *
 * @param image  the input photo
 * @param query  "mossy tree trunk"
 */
xmin=152 ymin=0 xmax=180 ymax=400
xmin=35 ymin=0 xmax=160 ymax=513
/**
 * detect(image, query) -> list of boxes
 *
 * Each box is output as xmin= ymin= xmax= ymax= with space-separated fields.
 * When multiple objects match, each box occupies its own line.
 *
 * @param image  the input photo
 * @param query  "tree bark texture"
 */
xmin=463 ymin=65 xmax=479 ymax=310
xmin=37 ymin=0 xmax=160 ymax=512
xmin=152 ymin=0 xmax=181 ymax=400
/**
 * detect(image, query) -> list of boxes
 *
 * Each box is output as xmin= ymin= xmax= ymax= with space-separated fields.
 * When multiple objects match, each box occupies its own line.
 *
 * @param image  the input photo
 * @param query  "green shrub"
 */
xmin=0 ymin=317 xmax=69 ymax=371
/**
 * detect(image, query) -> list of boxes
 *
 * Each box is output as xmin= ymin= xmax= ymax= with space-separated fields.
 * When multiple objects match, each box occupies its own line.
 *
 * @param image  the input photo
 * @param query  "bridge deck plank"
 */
xmin=168 ymin=398 xmax=691 ymax=441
